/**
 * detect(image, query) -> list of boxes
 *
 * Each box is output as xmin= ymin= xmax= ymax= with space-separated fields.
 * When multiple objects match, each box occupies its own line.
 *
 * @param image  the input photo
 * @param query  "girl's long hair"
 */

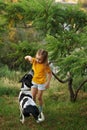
xmin=36 ymin=49 xmax=49 ymax=65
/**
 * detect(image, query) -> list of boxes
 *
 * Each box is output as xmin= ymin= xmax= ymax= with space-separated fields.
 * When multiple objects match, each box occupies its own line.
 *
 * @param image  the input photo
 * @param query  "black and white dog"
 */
xmin=18 ymin=70 xmax=45 ymax=124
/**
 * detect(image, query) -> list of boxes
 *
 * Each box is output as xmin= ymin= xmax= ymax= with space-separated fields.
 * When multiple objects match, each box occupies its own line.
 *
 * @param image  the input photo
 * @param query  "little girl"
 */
xmin=25 ymin=49 xmax=52 ymax=113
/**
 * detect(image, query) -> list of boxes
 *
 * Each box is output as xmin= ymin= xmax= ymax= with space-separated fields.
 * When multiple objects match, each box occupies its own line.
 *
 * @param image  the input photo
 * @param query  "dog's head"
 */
xmin=19 ymin=70 xmax=34 ymax=90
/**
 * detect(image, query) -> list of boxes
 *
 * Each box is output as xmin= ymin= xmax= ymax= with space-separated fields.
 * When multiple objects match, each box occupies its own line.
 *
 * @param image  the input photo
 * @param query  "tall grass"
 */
xmin=0 ymin=81 xmax=19 ymax=96
xmin=0 ymin=65 xmax=21 ymax=96
xmin=0 ymin=65 xmax=22 ymax=81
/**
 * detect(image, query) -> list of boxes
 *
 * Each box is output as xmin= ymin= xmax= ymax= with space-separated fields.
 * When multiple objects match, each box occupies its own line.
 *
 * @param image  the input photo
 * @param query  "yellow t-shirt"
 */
xmin=31 ymin=58 xmax=51 ymax=84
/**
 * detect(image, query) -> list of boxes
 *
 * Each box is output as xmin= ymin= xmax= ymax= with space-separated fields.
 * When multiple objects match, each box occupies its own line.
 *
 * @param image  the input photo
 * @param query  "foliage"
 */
xmin=5 ymin=2 xmax=25 ymax=28
xmin=0 ymin=41 xmax=39 ymax=70
xmin=0 ymin=65 xmax=21 ymax=82
xmin=0 ymin=1 xmax=7 ymax=12
xmin=30 ymin=2 xmax=87 ymax=36
xmin=0 ymin=65 xmax=11 ymax=77
xmin=31 ymin=0 xmax=54 ymax=35
xmin=0 ymin=0 xmax=87 ymax=90
xmin=46 ymin=26 xmax=87 ymax=88
xmin=0 ymin=1 xmax=7 ymax=40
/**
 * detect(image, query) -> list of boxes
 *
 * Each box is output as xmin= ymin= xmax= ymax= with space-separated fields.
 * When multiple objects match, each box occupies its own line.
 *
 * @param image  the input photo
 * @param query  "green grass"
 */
xmin=0 ymin=78 xmax=87 ymax=130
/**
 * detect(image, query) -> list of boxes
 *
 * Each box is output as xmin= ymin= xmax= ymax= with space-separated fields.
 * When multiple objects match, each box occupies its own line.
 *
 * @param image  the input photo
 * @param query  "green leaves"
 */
xmin=0 ymin=41 xmax=39 ymax=70
xmin=44 ymin=5 xmax=87 ymax=87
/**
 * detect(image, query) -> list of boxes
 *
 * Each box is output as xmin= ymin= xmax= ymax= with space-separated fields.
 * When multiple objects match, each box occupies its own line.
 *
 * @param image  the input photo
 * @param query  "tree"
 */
xmin=45 ymin=5 xmax=87 ymax=101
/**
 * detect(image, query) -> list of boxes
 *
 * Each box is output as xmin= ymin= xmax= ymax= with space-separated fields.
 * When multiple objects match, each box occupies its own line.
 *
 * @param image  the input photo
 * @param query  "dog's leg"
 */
xmin=19 ymin=106 xmax=25 ymax=124
xmin=36 ymin=112 xmax=45 ymax=123
xmin=19 ymin=106 xmax=22 ymax=118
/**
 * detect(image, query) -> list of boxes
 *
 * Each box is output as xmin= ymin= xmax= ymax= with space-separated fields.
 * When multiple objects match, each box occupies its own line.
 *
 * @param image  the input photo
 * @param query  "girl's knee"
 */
xmin=32 ymin=95 xmax=36 ymax=102
xmin=37 ymin=96 xmax=42 ymax=102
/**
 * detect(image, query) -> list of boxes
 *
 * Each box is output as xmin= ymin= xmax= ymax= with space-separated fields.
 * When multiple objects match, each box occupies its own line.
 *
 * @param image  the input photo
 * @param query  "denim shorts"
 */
xmin=32 ymin=81 xmax=46 ymax=90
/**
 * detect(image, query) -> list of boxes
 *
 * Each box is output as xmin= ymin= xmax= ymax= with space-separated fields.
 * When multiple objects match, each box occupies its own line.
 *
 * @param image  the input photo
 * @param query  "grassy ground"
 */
xmin=0 ymin=77 xmax=87 ymax=130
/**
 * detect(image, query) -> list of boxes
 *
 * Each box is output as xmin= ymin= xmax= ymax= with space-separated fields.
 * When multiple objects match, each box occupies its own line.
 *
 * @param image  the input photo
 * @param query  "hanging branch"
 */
xmin=74 ymin=79 xmax=87 ymax=101
xmin=52 ymin=71 xmax=69 ymax=83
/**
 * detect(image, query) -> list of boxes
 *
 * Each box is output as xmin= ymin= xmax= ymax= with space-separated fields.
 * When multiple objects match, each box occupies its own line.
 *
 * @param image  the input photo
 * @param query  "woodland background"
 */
xmin=0 ymin=0 xmax=87 ymax=96
xmin=0 ymin=0 xmax=87 ymax=129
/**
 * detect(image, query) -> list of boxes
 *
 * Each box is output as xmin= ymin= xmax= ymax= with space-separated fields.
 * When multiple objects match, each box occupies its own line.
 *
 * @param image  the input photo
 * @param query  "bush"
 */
xmin=0 ymin=41 xmax=40 ymax=71
xmin=0 ymin=65 xmax=23 ymax=82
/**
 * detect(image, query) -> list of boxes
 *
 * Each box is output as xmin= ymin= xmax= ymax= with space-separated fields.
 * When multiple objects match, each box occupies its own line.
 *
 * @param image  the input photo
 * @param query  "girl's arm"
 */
xmin=45 ymin=72 xmax=52 ymax=89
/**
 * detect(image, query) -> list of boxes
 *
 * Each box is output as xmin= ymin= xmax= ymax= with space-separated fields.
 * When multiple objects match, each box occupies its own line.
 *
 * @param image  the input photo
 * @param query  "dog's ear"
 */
xmin=24 ymin=74 xmax=33 ymax=87
xmin=19 ymin=74 xmax=28 ymax=83
xmin=28 ymin=69 xmax=34 ymax=76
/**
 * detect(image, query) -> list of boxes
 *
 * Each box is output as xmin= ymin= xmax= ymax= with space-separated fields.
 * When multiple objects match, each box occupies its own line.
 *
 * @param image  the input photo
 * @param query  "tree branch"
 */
xmin=74 ymin=79 xmax=87 ymax=101
xmin=52 ymin=71 xmax=70 ymax=83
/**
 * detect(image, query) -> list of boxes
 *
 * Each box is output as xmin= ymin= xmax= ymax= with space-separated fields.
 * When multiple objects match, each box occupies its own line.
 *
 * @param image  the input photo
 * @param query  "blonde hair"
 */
xmin=36 ymin=49 xmax=48 ymax=64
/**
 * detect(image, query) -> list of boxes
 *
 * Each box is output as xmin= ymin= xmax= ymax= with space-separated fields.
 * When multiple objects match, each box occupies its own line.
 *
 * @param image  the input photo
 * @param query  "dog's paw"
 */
xmin=20 ymin=115 xmax=25 ymax=124
xmin=36 ymin=118 xmax=45 ymax=123
xmin=36 ymin=112 xmax=45 ymax=123
xmin=20 ymin=119 xmax=25 ymax=124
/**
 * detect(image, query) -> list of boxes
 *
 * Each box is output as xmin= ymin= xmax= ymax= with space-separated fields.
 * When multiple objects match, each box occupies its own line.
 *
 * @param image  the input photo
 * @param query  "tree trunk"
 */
xmin=68 ymin=76 xmax=75 ymax=102
xmin=52 ymin=71 xmax=75 ymax=101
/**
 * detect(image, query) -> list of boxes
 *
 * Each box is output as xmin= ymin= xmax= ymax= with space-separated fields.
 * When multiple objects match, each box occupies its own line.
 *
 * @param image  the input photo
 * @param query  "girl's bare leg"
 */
xmin=31 ymin=87 xmax=38 ymax=102
xmin=37 ymin=90 xmax=44 ymax=112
